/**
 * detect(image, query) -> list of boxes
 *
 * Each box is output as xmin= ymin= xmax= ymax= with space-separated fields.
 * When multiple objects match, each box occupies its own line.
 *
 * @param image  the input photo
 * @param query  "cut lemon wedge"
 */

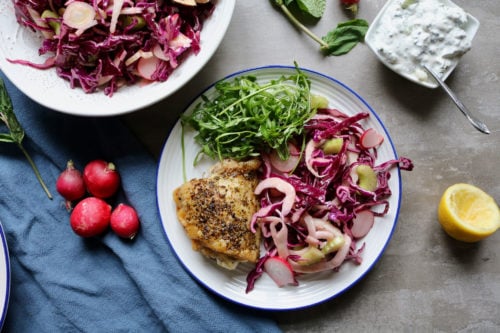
xmin=438 ymin=183 xmax=500 ymax=242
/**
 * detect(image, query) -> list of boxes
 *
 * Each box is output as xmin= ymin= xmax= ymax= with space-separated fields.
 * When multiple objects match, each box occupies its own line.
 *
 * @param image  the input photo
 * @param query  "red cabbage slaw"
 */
xmin=9 ymin=0 xmax=214 ymax=96
xmin=246 ymin=107 xmax=413 ymax=292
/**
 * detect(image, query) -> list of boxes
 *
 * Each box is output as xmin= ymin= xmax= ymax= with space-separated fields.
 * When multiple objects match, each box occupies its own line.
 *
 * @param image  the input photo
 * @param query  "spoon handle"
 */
xmin=424 ymin=65 xmax=490 ymax=134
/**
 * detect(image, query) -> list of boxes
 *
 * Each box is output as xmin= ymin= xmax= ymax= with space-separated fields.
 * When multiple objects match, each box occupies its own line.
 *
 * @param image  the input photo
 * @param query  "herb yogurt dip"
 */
xmin=369 ymin=0 xmax=475 ymax=86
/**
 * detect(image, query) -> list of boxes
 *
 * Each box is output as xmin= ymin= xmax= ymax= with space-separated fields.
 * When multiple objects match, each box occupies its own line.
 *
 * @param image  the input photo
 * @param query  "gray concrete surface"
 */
xmin=124 ymin=1 xmax=500 ymax=331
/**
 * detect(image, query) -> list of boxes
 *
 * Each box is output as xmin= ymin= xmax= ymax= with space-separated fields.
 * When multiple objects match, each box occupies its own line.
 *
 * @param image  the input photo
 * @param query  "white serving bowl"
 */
xmin=365 ymin=0 xmax=479 ymax=88
xmin=0 ymin=0 xmax=235 ymax=116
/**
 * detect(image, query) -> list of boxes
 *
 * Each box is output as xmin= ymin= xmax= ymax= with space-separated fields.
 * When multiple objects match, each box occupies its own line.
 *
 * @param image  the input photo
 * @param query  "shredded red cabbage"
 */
xmin=10 ymin=0 xmax=214 ymax=96
xmin=246 ymin=107 xmax=413 ymax=292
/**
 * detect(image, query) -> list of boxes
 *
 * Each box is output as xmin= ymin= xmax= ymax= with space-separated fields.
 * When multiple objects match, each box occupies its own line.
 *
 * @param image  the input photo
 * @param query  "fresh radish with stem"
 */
xmin=56 ymin=160 xmax=86 ymax=207
xmin=264 ymin=256 xmax=298 ymax=288
xmin=70 ymin=197 xmax=111 ymax=237
xmin=110 ymin=203 xmax=140 ymax=239
xmin=83 ymin=159 xmax=121 ymax=199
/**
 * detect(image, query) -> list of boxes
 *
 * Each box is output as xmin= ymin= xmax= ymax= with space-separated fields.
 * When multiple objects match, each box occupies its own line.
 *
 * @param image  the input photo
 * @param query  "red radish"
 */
xmin=110 ymin=203 xmax=140 ymax=239
xmin=351 ymin=209 xmax=375 ymax=238
xmin=70 ymin=197 xmax=111 ymax=237
xmin=83 ymin=160 xmax=121 ymax=199
xmin=56 ymin=160 xmax=86 ymax=203
xmin=341 ymin=0 xmax=360 ymax=15
xmin=359 ymin=128 xmax=384 ymax=149
xmin=264 ymin=256 xmax=298 ymax=288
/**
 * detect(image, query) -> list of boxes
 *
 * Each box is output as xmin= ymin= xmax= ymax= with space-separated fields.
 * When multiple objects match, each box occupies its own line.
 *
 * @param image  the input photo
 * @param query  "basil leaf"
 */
xmin=321 ymin=19 xmax=369 ymax=55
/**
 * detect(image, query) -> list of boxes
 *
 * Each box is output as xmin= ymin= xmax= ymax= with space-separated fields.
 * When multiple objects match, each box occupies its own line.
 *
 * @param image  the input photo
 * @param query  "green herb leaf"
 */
xmin=182 ymin=65 xmax=315 ymax=163
xmin=0 ymin=79 xmax=24 ymax=144
xmin=321 ymin=19 xmax=369 ymax=55
xmin=0 ymin=133 xmax=15 ymax=143
xmin=0 ymin=78 xmax=53 ymax=199
xmin=295 ymin=0 xmax=326 ymax=18
xmin=273 ymin=1 xmax=368 ymax=56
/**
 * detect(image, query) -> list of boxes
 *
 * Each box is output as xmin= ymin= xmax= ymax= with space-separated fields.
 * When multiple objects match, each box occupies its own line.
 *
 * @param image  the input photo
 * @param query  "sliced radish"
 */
xmin=269 ymin=143 xmax=300 ymax=173
xmin=360 ymin=128 xmax=384 ymax=149
xmin=63 ymin=1 xmax=97 ymax=31
xmin=264 ymin=257 xmax=297 ymax=288
xmin=152 ymin=44 xmax=170 ymax=61
xmin=137 ymin=56 xmax=161 ymax=80
xmin=351 ymin=210 xmax=375 ymax=238
xmin=254 ymin=177 xmax=296 ymax=216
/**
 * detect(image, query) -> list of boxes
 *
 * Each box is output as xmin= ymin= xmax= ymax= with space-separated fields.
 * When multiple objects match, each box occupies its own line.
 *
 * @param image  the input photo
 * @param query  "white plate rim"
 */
xmin=0 ymin=0 xmax=235 ymax=116
xmin=0 ymin=221 xmax=11 ymax=328
xmin=156 ymin=65 xmax=403 ymax=310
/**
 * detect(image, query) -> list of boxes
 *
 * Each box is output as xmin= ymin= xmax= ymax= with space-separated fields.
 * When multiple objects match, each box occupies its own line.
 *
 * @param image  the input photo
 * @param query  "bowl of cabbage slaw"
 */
xmin=0 ymin=0 xmax=235 ymax=116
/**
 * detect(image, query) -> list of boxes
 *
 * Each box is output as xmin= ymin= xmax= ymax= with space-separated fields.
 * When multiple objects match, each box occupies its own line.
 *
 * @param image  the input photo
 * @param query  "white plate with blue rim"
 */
xmin=0 ymin=220 xmax=10 ymax=328
xmin=157 ymin=65 xmax=403 ymax=310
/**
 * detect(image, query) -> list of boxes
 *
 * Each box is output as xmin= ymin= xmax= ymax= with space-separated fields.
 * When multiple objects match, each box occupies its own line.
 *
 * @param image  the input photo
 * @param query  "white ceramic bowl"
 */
xmin=365 ymin=0 xmax=479 ymax=88
xmin=0 ymin=0 xmax=235 ymax=116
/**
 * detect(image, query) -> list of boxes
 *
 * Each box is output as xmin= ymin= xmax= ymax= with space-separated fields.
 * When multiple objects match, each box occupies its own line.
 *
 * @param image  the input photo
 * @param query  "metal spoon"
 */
xmin=423 ymin=65 xmax=490 ymax=134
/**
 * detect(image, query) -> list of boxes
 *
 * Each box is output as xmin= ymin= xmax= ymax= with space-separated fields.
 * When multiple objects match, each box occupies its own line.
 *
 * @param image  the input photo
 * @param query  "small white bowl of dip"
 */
xmin=365 ymin=0 xmax=479 ymax=88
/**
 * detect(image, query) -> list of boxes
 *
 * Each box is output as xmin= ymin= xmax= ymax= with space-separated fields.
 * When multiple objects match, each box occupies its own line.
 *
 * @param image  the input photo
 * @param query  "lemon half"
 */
xmin=438 ymin=183 xmax=500 ymax=242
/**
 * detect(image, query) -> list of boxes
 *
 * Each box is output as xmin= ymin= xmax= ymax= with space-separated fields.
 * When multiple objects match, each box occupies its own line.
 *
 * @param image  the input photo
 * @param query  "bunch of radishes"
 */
xmin=56 ymin=159 xmax=140 ymax=240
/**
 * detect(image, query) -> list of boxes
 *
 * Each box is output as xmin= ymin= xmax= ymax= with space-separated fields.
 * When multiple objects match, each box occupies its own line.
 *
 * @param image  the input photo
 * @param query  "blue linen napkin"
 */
xmin=0 ymin=71 xmax=281 ymax=333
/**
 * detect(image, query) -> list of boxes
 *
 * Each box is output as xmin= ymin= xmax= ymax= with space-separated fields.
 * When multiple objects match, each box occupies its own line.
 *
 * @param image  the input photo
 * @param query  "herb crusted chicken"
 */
xmin=173 ymin=159 xmax=262 ymax=269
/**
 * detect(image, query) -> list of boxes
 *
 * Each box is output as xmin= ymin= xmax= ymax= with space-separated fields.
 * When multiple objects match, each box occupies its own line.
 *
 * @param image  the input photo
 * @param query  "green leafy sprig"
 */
xmin=182 ymin=65 xmax=315 ymax=164
xmin=0 ymin=78 xmax=53 ymax=199
xmin=273 ymin=0 xmax=368 ymax=56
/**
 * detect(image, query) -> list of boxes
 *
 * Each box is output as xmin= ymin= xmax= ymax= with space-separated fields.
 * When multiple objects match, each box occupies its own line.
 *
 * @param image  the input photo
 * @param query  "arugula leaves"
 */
xmin=273 ymin=0 xmax=368 ymax=56
xmin=0 ymin=78 xmax=52 ymax=199
xmin=182 ymin=65 xmax=315 ymax=163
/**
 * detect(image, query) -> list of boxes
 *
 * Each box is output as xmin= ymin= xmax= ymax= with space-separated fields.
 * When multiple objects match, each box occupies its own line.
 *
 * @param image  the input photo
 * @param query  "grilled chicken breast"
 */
xmin=173 ymin=159 xmax=261 ymax=269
